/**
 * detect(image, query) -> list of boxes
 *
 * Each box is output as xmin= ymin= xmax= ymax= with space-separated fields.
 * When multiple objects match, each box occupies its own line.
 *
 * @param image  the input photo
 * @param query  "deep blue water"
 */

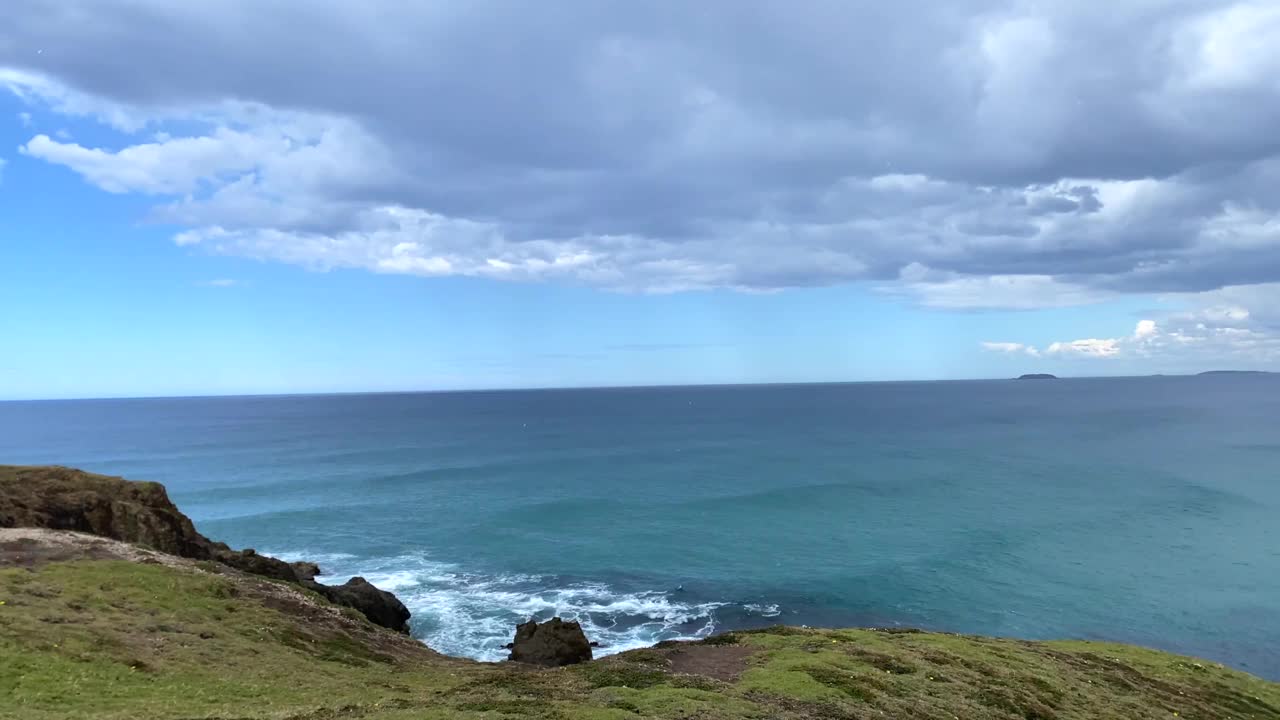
xmin=2 ymin=377 xmax=1278 ymax=677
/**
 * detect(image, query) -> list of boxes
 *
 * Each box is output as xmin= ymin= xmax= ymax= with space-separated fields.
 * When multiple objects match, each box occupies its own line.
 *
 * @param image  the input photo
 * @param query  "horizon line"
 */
xmin=3 ymin=370 xmax=1267 ymax=403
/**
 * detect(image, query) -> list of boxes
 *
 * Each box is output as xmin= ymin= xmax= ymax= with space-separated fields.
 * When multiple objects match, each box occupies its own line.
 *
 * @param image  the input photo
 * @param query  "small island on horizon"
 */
xmin=1017 ymin=373 xmax=1058 ymax=380
xmin=1197 ymin=370 xmax=1274 ymax=376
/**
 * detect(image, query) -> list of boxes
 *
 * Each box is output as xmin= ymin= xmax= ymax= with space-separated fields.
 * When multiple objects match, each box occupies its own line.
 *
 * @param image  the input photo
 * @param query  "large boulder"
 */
xmin=312 ymin=577 xmax=411 ymax=634
xmin=0 ymin=465 xmax=409 ymax=634
xmin=508 ymin=617 xmax=593 ymax=666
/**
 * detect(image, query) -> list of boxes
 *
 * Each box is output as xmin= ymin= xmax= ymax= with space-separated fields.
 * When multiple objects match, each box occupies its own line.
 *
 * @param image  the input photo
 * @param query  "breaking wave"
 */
xmin=266 ymin=549 xmax=781 ymax=661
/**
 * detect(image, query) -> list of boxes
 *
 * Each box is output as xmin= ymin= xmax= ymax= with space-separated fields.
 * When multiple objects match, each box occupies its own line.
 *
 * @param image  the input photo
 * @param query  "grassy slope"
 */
xmin=2 ymin=559 xmax=1278 ymax=720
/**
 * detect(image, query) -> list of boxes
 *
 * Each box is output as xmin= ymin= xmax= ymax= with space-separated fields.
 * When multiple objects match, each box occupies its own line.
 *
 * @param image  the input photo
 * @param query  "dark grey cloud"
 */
xmin=2 ymin=0 xmax=1279 ymax=303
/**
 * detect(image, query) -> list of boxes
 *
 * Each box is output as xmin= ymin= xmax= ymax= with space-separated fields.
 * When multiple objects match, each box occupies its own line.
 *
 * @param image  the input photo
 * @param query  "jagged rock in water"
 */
xmin=0 ymin=465 xmax=409 ymax=633
xmin=508 ymin=617 xmax=593 ymax=666
xmin=311 ymin=577 xmax=411 ymax=635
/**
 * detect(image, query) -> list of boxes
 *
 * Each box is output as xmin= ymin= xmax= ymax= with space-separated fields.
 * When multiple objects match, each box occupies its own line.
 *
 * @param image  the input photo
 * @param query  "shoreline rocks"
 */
xmin=508 ymin=617 xmax=593 ymax=666
xmin=313 ymin=576 xmax=411 ymax=634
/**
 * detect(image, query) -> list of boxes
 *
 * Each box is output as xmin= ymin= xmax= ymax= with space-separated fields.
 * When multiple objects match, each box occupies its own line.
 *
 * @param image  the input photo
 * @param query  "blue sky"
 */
xmin=2 ymin=1 xmax=1279 ymax=399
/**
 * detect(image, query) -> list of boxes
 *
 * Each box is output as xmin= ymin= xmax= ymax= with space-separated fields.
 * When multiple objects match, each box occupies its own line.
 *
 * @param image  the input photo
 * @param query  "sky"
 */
xmin=2 ymin=0 xmax=1279 ymax=399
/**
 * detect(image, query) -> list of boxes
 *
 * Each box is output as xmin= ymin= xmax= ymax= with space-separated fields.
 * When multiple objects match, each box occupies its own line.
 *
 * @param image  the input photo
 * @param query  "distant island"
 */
xmin=1197 ymin=370 xmax=1274 ymax=376
xmin=1017 ymin=373 xmax=1058 ymax=380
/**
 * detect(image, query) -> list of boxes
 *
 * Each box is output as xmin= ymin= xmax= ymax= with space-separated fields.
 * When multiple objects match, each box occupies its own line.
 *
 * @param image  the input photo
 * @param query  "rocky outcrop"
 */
xmin=0 ymin=465 xmax=410 ymax=634
xmin=508 ymin=617 xmax=593 ymax=666
xmin=209 ymin=544 xmax=305 ymax=581
xmin=0 ymin=465 xmax=209 ymax=558
xmin=314 ymin=577 xmax=411 ymax=634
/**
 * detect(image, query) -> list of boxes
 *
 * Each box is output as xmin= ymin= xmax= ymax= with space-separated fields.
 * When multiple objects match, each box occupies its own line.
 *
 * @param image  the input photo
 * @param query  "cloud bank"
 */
xmin=3 ymin=0 xmax=1279 ymax=361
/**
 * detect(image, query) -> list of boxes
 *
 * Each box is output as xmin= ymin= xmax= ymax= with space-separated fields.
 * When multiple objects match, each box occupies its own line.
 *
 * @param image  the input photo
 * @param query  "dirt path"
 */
xmin=663 ymin=643 xmax=759 ymax=681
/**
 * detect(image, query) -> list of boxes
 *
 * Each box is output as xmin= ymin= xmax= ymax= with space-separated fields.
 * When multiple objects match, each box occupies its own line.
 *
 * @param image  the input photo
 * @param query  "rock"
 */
xmin=291 ymin=561 xmax=322 ymax=582
xmin=211 ymin=543 xmax=308 ymax=582
xmin=0 ymin=465 xmax=209 ymax=558
xmin=0 ymin=465 xmax=409 ymax=633
xmin=1016 ymin=373 xmax=1057 ymax=380
xmin=508 ymin=617 xmax=593 ymax=666
xmin=310 ymin=577 xmax=411 ymax=635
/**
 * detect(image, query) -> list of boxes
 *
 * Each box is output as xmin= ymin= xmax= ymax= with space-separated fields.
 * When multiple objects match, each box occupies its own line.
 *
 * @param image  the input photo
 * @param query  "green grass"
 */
xmin=2 ymin=560 xmax=1278 ymax=719
xmin=0 ymin=561 xmax=464 ymax=719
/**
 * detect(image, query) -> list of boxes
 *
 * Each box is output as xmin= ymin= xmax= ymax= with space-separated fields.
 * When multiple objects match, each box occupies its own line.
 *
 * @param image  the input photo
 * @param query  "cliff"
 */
xmin=3 ymin=466 xmax=1278 ymax=720
xmin=0 ymin=465 xmax=409 ymax=633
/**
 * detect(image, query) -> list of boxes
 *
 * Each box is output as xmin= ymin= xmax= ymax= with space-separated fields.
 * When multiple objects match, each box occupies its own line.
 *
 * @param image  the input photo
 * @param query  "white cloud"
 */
xmin=19 ymin=131 xmax=270 ymax=193
xmin=17 ymin=111 xmax=31 ymax=126
xmin=981 ymin=342 xmax=1040 ymax=357
xmin=197 ymin=278 xmax=237 ymax=287
xmin=1046 ymin=338 xmax=1121 ymax=358
xmin=1172 ymin=2 xmax=1280 ymax=92
xmin=984 ymin=301 xmax=1280 ymax=368
xmin=19 ymin=129 xmax=288 ymax=195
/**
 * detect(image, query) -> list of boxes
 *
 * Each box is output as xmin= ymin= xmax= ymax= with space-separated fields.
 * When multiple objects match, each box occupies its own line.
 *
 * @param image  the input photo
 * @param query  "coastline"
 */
xmin=4 ymin=464 xmax=1280 ymax=719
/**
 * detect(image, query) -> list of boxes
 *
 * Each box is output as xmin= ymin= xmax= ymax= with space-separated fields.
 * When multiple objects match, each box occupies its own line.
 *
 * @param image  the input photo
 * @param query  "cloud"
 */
xmin=1 ymin=68 xmax=152 ymax=131
xmin=2 ymin=1 xmax=1279 ymax=304
xmin=19 ymin=127 xmax=305 ymax=195
xmin=983 ymin=288 xmax=1280 ymax=367
xmin=196 ymin=278 xmax=237 ymax=287
xmin=890 ymin=265 xmax=1114 ymax=310
xmin=1171 ymin=3 xmax=1280 ymax=92
xmin=981 ymin=342 xmax=1040 ymax=357
xmin=17 ymin=111 xmax=31 ymax=126
xmin=1046 ymin=338 xmax=1121 ymax=358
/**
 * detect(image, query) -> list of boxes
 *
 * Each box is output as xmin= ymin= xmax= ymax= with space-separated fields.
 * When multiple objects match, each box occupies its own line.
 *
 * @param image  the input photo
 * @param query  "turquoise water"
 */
xmin=2 ymin=377 xmax=1278 ymax=677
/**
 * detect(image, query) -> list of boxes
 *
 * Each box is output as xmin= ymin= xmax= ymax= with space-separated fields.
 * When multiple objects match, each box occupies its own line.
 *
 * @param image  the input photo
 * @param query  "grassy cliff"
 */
xmin=2 ymin=465 xmax=1279 ymax=719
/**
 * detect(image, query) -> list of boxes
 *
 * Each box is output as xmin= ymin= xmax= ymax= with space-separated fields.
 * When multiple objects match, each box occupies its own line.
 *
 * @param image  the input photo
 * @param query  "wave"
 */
xmin=261 ymin=549 xmax=359 ymax=568
xmin=742 ymin=603 xmax=782 ymax=618
xmin=264 ymin=549 xmax=782 ymax=661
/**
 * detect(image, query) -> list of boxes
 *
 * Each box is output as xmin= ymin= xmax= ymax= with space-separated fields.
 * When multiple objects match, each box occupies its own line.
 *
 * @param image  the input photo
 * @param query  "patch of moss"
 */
xmin=576 ymin=660 xmax=671 ymax=690
xmin=699 ymin=632 xmax=742 ymax=646
xmin=589 ymin=686 xmax=760 ymax=718
xmin=801 ymin=664 xmax=885 ymax=701
xmin=455 ymin=698 xmax=554 ymax=715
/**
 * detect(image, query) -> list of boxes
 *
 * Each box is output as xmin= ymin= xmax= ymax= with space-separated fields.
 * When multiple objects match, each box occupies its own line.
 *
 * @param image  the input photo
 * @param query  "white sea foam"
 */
xmin=742 ymin=603 xmax=782 ymax=618
xmin=268 ymin=549 xmax=781 ymax=662
xmin=261 ymin=549 xmax=358 ymax=568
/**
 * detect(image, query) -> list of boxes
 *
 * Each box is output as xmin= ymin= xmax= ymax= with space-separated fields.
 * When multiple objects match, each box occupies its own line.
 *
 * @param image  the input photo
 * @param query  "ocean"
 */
xmin=2 ymin=376 xmax=1278 ymax=678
